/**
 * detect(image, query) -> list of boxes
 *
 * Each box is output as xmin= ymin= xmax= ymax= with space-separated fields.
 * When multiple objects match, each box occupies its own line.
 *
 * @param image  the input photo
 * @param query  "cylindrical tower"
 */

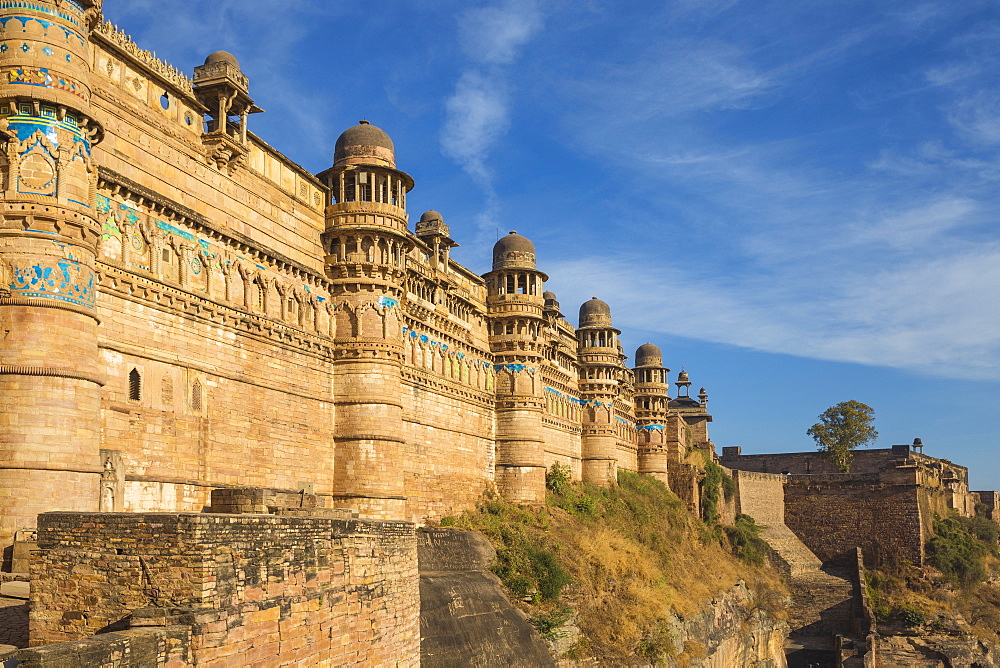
xmin=0 ymin=0 xmax=106 ymax=559
xmin=577 ymin=298 xmax=622 ymax=486
xmin=316 ymin=121 xmax=414 ymax=520
xmin=634 ymin=343 xmax=671 ymax=485
xmin=484 ymin=231 xmax=548 ymax=504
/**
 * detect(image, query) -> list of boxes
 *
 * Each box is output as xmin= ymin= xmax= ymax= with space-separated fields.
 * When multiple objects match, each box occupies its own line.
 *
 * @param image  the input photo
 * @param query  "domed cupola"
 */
xmin=193 ymin=49 xmax=262 ymax=168
xmin=334 ymin=120 xmax=396 ymax=169
xmin=579 ymin=297 xmax=612 ymax=329
xmin=635 ymin=343 xmax=662 ymax=368
xmin=416 ymin=210 xmax=450 ymax=239
xmin=492 ymin=231 xmax=536 ymax=271
xmin=317 ymin=120 xmax=415 ymax=233
xmin=633 ymin=343 xmax=670 ymax=419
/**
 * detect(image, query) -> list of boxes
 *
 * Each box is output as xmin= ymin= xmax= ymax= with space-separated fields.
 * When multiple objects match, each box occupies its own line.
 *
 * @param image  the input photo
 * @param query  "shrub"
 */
xmin=927 ymin=513 xmax=997 ymax=588
xmin=723 ymin=514 xmax=770 ymax=566
xmin=897 ymin=605 xmax=925 ymax=628
xmin=636 ymin=619 xmax=675 ymax=661
xmin=530 ymin=606 xmax=573 ymax=640
xmin=530 ymin=546 xmax=572 ymax=600
xmin=701 ymin=460 xmax=734 ymax=525
xmin=546 ymin=463 xmax=572 ymax=495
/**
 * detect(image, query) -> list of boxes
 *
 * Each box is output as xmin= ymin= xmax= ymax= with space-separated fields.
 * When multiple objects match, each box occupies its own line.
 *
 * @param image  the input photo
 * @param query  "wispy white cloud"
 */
xmin=547 ymin=240 xmax=1000 ymax=380
xmin=441 ymin=0 xmax=545 ymax=240
xmin=441 ymin=71 xmax=509 ymax=187
xmin=457 ymin=0 xmax=544 ymax=66
xmin=948 ymin=91 xmax=1000 ymax=146
xmin=536 ymin=1 xmax=1000 ymax=380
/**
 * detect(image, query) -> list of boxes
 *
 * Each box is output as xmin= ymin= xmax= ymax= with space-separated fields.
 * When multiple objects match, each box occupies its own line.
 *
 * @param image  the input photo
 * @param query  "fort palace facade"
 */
xmin=0 ymin=0 xmax=717 ymax=556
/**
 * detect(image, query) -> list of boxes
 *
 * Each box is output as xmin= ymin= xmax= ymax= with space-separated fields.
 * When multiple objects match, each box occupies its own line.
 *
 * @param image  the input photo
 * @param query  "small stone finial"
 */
xmin=359 ymin=119 xmax=370 ymax=125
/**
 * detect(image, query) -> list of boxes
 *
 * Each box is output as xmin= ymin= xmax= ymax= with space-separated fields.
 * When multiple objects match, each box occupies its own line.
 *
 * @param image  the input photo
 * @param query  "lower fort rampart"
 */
xmin=20 ymin=510 xmax=420 ymax=666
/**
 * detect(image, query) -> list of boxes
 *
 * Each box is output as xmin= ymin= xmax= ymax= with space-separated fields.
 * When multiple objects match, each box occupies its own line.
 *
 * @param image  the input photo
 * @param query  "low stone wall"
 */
xmin=10 ymin=626 xmax=191 ymax=667
xmin=22 ymin=511 xmax=420 ymax=666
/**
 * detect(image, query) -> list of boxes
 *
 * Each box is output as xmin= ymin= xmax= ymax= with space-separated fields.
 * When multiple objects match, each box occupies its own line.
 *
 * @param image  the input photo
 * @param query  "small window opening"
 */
xmin=128 ymin=368 xmax=141 ymax=401
xmin=191 ymin=380 xmax=203 ymax=411
xmin=160 ymin=92 xmax=170 ymax=110
xmin=162 ymin=248 xmax=170 ymax=263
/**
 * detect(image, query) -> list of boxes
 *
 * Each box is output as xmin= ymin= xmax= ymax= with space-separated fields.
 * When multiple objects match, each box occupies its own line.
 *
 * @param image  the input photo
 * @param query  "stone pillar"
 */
xmin=637 ymin=428 xmax=670 ymax=485
xmin=0 ymin=0 xmax=105 ymax=561
xmin=494 ymin=368 xmax=546 ymax=504
xmin=634 ymin=343 xmax=671 ymax=486
xmin=576 ymin=298 xmax=624 ymax=487
xmin=318 ymin=121 xmax=415 ymax=521
xmin=329 ymin=296 xmax=408 ymax=520
xmin=483 ymin=232 xmax=549 ymax=504
xmin=581 ymin=403 xmax=619 ymax=486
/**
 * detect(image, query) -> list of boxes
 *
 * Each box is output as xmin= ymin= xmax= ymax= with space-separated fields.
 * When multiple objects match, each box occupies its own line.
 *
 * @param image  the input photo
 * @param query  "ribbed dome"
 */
xmin=205 ymin=50 xmax=240 ymax=69
xmin=492 ymin=231 xmax=536 ymax=270
xmin=579 ymin=297 xmax=612 ymax=328
xmin=334 ymin=120 xmax=396 ymax=169
xmin=635 ymin=343 xmax=662 ymax=367
xmin=419 ymin=210 xmax=443 ymax=223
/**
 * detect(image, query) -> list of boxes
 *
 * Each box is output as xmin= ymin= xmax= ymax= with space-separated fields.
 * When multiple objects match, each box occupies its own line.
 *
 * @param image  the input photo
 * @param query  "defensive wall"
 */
xmin=0 ymin=0 xmax=714 ymax=559
xmin=722 ymin=445 xmax=980 ymax=566
xmin=9 ymin=505 xmax=420 ymax=666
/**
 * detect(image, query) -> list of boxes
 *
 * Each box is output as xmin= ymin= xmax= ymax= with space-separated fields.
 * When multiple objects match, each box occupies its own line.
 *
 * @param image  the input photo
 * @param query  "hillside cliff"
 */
xmin=441 ymin=470 xmax=789 ymax=665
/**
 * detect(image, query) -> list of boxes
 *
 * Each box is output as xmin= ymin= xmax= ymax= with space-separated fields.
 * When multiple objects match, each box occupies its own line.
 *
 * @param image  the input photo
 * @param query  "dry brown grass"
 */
xmin=443 ymin=470 xmax=787 ymax=662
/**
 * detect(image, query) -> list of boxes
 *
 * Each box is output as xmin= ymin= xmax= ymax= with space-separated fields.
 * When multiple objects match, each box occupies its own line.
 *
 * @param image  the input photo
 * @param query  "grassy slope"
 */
xmin=867 ymin=511 xmax=1000 ymax=643
xmin=442 ymin=470 xmax=787 ymax=663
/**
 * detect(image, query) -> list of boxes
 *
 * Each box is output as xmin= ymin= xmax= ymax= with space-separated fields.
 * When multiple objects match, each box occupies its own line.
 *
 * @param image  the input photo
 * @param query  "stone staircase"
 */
xmin=784 ymin=567 xmax=858 ymax=667
xmin=759 ymin=525 xmax=863 ymax=667
xmin=762 ymin=524 xmax=823 ymax=577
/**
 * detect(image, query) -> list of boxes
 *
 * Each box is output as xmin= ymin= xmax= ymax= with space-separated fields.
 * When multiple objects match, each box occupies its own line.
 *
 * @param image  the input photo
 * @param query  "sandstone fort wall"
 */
xmin=783 ymin=475 xmax=926 ymax=566
xmin=27 ymin=512 xmax=420 ymax=665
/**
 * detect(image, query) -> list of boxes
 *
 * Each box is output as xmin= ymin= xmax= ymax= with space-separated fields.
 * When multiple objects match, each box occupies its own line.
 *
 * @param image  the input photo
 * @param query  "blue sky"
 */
xmin=105 ymin=0 xmax=1000 ymax=487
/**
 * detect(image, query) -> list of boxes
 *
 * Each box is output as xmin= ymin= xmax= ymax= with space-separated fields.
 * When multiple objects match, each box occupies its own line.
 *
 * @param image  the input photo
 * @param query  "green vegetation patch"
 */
xmin=928 ymin=513 xmax=1000 ymax=588
xmin=442 ymin=467 xmax=786 ymax=662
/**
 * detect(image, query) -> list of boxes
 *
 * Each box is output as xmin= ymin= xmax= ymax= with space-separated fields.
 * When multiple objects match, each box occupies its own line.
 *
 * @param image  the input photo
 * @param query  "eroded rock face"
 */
xmin=419 ymin=527 xmax=555 ymax=668
xmin=878 ymin=634 xmax=1000 ymax=667
xmin=664 ymin=580 xmax=789 ymax=668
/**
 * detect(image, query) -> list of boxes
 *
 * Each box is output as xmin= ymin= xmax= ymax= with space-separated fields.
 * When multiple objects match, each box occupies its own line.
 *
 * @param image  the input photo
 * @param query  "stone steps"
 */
xmin=762 ymin=523 xmax=823 ymax=577
xmin=771 ymin=534 xmax=859 ymax=668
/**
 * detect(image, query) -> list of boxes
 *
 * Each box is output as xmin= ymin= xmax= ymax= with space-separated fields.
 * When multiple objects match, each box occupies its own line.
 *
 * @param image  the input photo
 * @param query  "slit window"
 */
xmin=191 ymin=380 xmax=203 ymax=411
xmin=128 ymin=368 xmax=141 ymax=401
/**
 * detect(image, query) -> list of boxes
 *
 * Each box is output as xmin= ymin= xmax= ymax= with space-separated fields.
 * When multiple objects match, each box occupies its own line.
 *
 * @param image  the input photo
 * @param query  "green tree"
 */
xmin=807 ymin=400 xmax=878 ymax=472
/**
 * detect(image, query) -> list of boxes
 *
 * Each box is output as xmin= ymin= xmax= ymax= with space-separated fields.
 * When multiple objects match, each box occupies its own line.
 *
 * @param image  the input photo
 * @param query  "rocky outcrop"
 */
xmin=877 ymin=634 xmax=1000 ymax=667
xmin=419 ymin=527 xmax=555 ymax=667
xmin=664 ymin=580 xmax=789 ymax=667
